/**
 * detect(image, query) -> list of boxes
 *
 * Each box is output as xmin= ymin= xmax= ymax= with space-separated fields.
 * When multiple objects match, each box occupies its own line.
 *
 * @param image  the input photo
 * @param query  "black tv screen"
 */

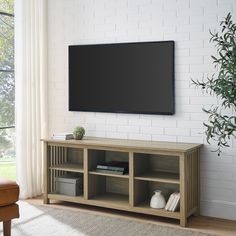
xmin=69 ymin=41 xmax=175 ymax=115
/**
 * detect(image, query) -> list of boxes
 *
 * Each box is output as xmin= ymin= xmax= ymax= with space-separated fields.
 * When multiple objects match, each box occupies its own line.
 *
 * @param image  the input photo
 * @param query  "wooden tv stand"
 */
xmin=42 ymin=137 xmax=202 ymax=227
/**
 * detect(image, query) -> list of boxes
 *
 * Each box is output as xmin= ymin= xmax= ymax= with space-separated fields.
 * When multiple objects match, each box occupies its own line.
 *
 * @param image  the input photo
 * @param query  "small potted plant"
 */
xmin=73 ymin=126 xmax=85 ymax=140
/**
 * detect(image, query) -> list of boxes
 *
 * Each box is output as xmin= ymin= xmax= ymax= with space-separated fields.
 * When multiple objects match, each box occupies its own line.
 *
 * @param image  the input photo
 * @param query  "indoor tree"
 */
xmin=193 ymin=13 xmax=236 ymax=155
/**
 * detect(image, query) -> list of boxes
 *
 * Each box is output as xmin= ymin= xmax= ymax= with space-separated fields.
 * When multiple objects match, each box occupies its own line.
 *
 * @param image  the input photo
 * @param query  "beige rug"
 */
xmin=0 ymin=202 xmax=216 ymax=236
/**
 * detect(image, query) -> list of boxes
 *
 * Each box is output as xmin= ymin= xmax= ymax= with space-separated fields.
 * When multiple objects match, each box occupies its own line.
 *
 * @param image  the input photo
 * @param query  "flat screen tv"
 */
xmin=69 ymin=41 xmax=175 ymax=115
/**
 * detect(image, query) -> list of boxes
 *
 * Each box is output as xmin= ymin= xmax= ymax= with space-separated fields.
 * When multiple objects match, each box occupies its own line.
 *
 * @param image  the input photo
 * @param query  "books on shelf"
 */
xmin=164 ymin=193 xmax=175 ymax=211
xmin=52 ymin=133 xmax=74 ymax=140
xmin=165 ymin=192 xmax=180 ymax=212
xmin=96 ymin=169 xmax=126 ymax=175
xmin=96 ymin=161 xmax=129 ymax=175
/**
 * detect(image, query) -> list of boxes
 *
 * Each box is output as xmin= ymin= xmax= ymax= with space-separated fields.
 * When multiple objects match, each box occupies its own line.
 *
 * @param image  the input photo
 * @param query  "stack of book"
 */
xmin=52 ymin=133 xmax=74 ymax=140
xmin=96 ymin=161 xmax=129 ymax=175
xmin=165 ymin=192 xmax=180 ymax=212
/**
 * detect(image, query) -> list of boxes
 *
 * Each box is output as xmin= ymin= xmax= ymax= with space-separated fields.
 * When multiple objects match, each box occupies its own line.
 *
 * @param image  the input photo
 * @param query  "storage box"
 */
xmin=55 ymin=174 xmax=83 ymax=196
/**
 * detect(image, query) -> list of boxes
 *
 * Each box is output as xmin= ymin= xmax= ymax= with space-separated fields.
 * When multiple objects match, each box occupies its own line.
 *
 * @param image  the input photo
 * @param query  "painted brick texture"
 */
xmin=47 ymin=0 xmax=236 ymax=220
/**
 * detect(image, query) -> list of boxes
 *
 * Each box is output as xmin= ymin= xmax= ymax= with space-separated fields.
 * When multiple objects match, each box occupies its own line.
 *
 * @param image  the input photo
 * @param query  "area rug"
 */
xmin=0 ymin=202 xmax=216 ymax=236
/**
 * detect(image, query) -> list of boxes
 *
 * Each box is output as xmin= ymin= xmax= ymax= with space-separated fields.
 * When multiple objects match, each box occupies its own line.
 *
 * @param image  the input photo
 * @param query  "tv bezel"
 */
xmin=69 ymin=40 xmax=175 ymax=115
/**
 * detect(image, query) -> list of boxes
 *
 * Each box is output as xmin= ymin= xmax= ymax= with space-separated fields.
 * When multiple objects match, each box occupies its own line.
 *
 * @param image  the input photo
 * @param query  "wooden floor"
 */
xmin=26 ymin=197 xmax=236 ymax=236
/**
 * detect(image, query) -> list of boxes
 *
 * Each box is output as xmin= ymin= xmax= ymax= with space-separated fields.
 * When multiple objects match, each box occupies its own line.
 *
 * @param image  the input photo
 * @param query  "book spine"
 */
xmin=52 ymin=137 xmax=66 ymax=140
xmin=95 ymin=169 xmax=124 ymax=175
xmin=165 ymin=193 xmax=175 ymax=211
xmin=52 ymin=135 xmax=73 ymax=140
xmin=169 ymin=194 xmax=177 ymax=211
xmin=53 ymin=134 xmax=73 ymax=137
xmin=172 ymin=193 xmax=180 ymax=212
xmin=96 ymin=165 xmax=126 ymax=172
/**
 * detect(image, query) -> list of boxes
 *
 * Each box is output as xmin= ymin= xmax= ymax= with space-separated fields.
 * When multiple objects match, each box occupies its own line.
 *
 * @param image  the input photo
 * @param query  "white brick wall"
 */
xmin=47 ymin=0 xmax=236 ymax=220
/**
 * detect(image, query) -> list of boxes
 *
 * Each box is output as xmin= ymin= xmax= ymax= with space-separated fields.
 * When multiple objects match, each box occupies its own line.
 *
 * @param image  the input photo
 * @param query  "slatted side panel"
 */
xmin=186 ymin=149 xmax=199 ymax=214
xmin=48 ymin=145 xmax=67 ymax=193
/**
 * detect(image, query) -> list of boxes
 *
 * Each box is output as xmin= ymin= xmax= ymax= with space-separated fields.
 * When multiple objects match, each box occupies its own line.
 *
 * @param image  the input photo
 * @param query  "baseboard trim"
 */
xmin=200 ymin=200 xmax=236 ymax=221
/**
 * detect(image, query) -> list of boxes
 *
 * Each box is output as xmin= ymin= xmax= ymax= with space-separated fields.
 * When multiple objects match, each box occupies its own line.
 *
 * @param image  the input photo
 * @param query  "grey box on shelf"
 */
xmin=55 ymin=174 xmax=83 ymax=196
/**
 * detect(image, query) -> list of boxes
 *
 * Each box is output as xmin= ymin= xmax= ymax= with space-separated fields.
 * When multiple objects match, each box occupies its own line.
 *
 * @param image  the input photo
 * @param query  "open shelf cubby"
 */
xmin=42 ymin=137 xmax=202 ymax=227
xmin=49 ymin=147 xmax=84 ymax=173
xmin=48 ymin=170 xmax=84 ymax=197
xmin=134 ymin=180 xmax=179 ymax=216
xmin=88 ymin=149 xmax=129 ymax=178
xmin=88 ymin=175 xmax=129 ymax=207
xmin=134 ymin=153 xmax=180 ymax=184
xmin=47 ymin=146 xmax=84 ymax=197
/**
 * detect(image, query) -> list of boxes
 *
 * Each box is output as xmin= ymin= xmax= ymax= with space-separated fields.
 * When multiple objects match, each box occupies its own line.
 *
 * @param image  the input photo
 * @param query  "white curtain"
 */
xmin=15 ymin=0 xmax=48 ymax=199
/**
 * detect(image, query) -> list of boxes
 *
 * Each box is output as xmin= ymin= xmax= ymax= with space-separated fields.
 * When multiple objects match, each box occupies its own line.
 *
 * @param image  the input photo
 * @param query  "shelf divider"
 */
xmin=129 ymin=152 xmax=134 ymax=206
xmin=48 ymin=193 xmax=85 ymax=203
xmin=89 ymin=171 xmax=129 ymax=178
xmin=135 ymin=171 xmax=180 ymax=184
xmin=84 ymin=148 xmax=89 ymax=200
xmin=89 ymin=193 xmax=129 ymax=207
xmin=49 ymin=163 xmax=83 ymax=173
xmin=134 ymin=201 xmax=180 ymax=219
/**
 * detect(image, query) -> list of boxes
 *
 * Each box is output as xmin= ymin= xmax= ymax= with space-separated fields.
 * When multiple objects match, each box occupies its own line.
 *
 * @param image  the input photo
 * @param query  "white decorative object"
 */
xmin=150 ymin=190 xmax=166 ymax=209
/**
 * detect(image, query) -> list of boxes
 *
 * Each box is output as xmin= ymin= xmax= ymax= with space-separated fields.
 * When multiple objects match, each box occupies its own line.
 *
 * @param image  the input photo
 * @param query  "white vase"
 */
xmin=150 ymin=190 xmax=166 ymax=209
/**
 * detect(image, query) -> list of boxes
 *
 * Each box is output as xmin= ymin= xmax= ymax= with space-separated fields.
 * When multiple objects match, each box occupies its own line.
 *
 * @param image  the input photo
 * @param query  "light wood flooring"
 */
xmin=26 ymin=197 xmax=236 ymax=236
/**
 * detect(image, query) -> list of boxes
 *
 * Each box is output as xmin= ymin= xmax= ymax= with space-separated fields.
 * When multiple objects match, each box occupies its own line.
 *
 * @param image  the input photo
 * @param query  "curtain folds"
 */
xmin=15 ymin=0 xmax=48 ymax=199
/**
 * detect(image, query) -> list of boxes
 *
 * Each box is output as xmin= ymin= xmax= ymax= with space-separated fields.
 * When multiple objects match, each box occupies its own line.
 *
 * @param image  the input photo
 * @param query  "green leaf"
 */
xmin=191 ymin=12 xmax=236 ymax=156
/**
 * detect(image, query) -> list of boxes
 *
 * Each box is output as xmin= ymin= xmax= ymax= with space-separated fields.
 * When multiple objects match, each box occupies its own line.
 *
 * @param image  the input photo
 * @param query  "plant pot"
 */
xmin=73 ymin=133 xmax=84 ymax=140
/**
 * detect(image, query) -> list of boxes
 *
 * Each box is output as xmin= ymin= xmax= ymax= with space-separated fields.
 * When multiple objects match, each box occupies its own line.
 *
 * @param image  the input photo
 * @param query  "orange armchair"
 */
xmin=0 ymin=177 xmax=19 ymax=236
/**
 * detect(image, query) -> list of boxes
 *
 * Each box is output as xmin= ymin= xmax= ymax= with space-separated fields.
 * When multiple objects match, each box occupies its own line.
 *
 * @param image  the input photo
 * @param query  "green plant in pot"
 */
xmin=192 ymin=13 xmax=236 ymax=155
xmin=73 ymin=126 xmax=85 ymax=140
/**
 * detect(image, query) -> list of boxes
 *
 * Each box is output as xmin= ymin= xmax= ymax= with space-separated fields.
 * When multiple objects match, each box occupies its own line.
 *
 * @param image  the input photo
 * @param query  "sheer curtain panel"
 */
xmin=15 ymin=0 xmax=48 ymax=198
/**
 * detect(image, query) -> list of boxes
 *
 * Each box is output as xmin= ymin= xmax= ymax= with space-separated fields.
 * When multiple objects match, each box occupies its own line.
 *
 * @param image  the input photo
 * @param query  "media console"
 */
xmin=42 ymin=137 xmax=202 ymax=227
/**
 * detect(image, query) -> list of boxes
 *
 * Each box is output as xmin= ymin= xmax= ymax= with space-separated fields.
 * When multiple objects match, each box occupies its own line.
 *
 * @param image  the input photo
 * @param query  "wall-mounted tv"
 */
xmin=69 ymin=41 xmax=175 ymax=115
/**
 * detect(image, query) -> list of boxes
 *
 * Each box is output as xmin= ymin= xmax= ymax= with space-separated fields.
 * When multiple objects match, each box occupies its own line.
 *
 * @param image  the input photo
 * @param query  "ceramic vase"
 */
xmin=150 ymin=190 xmax=166 ymax=209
